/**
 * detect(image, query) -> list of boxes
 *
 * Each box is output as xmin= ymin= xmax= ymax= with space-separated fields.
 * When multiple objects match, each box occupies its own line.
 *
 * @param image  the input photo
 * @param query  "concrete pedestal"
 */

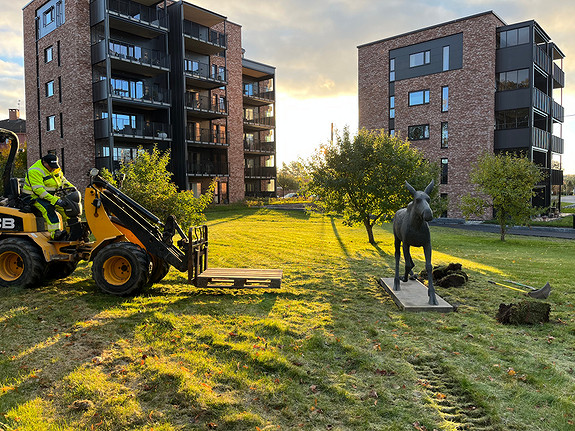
xmin=379 ymin=277 xmax=453 ymax=312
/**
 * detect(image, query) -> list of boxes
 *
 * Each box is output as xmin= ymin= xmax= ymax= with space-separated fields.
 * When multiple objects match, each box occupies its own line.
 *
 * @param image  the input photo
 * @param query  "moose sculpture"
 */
xmin=393 ymin=180 xmax=438 ymax=305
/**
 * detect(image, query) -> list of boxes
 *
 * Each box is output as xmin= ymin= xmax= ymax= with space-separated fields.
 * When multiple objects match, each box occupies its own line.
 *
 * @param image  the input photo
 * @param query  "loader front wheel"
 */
xmin=148 ymin=255 xmax=170 ymax=285
xmin=92 ymin=243 xmax=150 ymax=296
xmin=0 ymin=238 xmax=46 ymax=288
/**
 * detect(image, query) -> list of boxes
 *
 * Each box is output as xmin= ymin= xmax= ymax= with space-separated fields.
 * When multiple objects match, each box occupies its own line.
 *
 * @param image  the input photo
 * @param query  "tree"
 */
xmin=276 ymin=159 xmax=310 ymax=196
xmin=460 ymin=152 xmax=544 ymax=241
xmin=103 ymin=146 xmax=214 ymax=231
xmin=307 ymin=128 xmax=437 ymax=244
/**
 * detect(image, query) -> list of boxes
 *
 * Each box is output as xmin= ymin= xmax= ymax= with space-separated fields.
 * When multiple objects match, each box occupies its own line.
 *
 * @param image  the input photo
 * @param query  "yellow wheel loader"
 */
xmin=0 ymin=128 xmax=195 ymax=295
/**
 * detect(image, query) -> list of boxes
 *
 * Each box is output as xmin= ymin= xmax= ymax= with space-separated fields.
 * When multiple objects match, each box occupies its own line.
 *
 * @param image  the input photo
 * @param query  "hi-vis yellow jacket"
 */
xmin=23 ymin=159 xmax=73 ymax=205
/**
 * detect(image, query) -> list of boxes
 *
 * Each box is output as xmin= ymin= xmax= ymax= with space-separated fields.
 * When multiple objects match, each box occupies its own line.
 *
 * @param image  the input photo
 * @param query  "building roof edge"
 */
xmin=357 ymin=10 xmax=506 ymax=49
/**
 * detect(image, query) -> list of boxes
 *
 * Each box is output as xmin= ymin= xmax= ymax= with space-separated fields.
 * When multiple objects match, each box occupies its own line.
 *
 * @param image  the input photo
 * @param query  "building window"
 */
xmin=47 ymin=115 xmax=56 ymax=131
xmin=440 ymin=193 xmax=448 ymax=218
xmin=389 ymin=96 xmax=395 ymax=118
xmin=45 ymin=80 xmax=54 ymax=97
xmin=441 ymin=86 xmax=449 ymax=112
xmin=43 ymin=7 xmax=55 ymax=26
xmin=389 ymin=58 xmax=395 ymax=81
xmin=408 ymin=89 xmax=430 ymax=106
xmin=45 ymin=46 xmax=53 ymax=63
xmin=408 ymin=124 xmax=429 ymax=140
xmin=390 ymin=129 xmax=395 ymax=136
xmin=441 ymin=158 xmax=448 ymax=184
xmin=496 ymin=108 xmax=529 ymax=129
xmin=442 ymin=46 xmax=449 ymax=71
xmin=59 ymin=112 xmax=64 ymax=138
xmin=58 ymin=77 xmax=62 ymax=102
xmin=497 ymin=26 xmax=530 ymax=49
xmin=409 ymin=50 xmax=430 ymax=68
xmin=441 ymin=122 xmax=448 ymax=148
xmin=496 ymin=68 xmax=529 ymax=91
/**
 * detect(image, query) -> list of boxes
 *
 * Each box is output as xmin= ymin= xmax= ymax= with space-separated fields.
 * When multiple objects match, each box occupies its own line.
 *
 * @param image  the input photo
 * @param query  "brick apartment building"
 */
xmin=22 ymin=0 xmax=276 ymax=203
xmin=358 ymin=11 xmax=565 ymax=218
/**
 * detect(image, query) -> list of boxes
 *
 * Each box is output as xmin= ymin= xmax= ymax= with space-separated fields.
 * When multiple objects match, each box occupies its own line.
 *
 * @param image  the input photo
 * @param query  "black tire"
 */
xmin=0 ymin=237 xmax=46 ymax=288
xmin=44 ymin=261 xmax=78 ymax=280
xmin=148 ymin=255 xmax=170 ymax=285
xmin=92 ymin=242 xmax=150 ymax=296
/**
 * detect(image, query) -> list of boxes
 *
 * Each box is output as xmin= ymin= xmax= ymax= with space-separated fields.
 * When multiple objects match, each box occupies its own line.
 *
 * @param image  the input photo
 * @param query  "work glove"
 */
xmin=55 ymin=198 xmax=69 ymax=208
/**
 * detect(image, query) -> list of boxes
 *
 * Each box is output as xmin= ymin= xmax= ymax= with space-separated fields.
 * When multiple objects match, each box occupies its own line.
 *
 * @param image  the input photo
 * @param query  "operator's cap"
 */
xmin=42 ymin=154 xmax=60 ymax=170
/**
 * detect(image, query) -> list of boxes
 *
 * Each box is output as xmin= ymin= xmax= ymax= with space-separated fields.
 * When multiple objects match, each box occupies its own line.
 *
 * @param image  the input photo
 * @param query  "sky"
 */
xmin=2 ymin=0 xmax=575 ymax=174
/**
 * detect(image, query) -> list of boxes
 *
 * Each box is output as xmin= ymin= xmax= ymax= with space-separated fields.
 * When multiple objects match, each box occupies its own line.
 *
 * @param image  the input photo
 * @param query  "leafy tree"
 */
xmin=102 ymin=146 xmax=214 ymax=231
xmin=277 ymin=160 xmax=309 ymax=195
xmin=0 ymin=142 xmax=27 ymax=196
xmin=460 ymin=152 xmax=543 ymax=241
xmin=307 ymin=128 xmax=437 ymax=244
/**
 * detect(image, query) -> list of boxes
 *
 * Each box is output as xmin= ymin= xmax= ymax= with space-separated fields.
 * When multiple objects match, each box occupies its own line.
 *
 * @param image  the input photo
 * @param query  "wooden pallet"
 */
xmin=196 ymin=268 xmax=283 ymax=289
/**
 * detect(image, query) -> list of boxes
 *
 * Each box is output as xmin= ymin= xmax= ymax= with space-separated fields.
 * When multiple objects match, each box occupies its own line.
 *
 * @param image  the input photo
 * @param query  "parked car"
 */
xmin=282 ymin=193 xmax=299 ymax=199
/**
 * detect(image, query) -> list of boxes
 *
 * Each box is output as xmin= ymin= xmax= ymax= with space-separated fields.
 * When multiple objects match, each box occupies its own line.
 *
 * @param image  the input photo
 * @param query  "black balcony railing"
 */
xmin=108 ymin=0 xmax=167 ymax=28
xmin=532 ymin=127 xmax=550 ymax=151
xmin=188 ymin=161 xmax=228 ymax=175
xmin=533 ymin=88 xmax=550 ymax=114
xmin=109 ymin=40 xmax=169 ymax=69
xmin=534 ymin=45 xmax=551 ymax=74
xmin=185 ymin=93 xmax=227 ymax=115
xmin=244 ymin=166 xmax=276 ymax=178
xmin=243 ymin=85 xmax=274 ymax=102
xmin=182 ymin=20 xmax=226 ymax=49
xmin=244 ymin=139 xmax=275 ymax=152
xmin=184 ymin=59 xmax=226 ymax=83
xmin=186 ymin=126 xmax=227 ymax=145
xmin=243 ymin=116 xmax=275 ymax=127
xmin=110 ymin=78 xmax=170 ymax=104
xmin=552 ymin=101 xmax=564 ymax=123
xmin=553 ymin=63 xmax=565 ymax=88
xmin=551 ymin=135 xmax=564 ymax=154
xmin=113 ymin=121 xmax=171 ymax=139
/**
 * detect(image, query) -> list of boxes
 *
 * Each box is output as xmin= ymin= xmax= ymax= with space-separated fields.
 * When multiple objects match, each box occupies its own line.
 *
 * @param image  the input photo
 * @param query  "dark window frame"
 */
xmin=441 ymin=158 xmax=448 ymax=184
xmin=408 ymin=89 xmax=430 ymax=106
xmin=441 ymin=86 xmax=449 ymax=112
xmin=441 ymin=122 xmax=448 ymax=148
xmin=496 ymin=68 xmax=529 ymax=91
xmin=389 ymin=95 xmax=395 ymax=119
xmin=442 ymin=46 xmax=450 ymax=71
xmin=45 ymin=80 xmax=54 ymax=97
xmin=44 ymin=46 xmax=53 ymax=63
xmin=409 ymin=50 xmax=431 ymax=68
xmin=408 ymin=124 xmax=430 ymax=141
xmin=46 ymin=115 xmax=56 ymax=132
xmin=389 ymin=58 xmax=395 ymax=82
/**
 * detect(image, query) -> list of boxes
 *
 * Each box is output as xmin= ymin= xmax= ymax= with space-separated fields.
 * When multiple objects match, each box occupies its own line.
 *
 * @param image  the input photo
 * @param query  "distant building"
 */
xmin=22 ymin=0 xmax=276 ymax=202
xmin=0 ymin=109 xmax=27 ymax=149
xmin=358 ymin=11 xmax=565 ymax=217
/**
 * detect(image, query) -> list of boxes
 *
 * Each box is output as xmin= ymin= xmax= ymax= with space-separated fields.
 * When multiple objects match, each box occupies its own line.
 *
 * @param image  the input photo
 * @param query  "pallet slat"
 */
xmin=197 ymin=268 xmax=282 ymax=289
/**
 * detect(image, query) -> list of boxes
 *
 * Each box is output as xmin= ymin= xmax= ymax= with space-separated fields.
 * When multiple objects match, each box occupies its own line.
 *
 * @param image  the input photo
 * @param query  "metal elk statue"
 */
xmin=393 ymin=180 xmax=438 ymax=305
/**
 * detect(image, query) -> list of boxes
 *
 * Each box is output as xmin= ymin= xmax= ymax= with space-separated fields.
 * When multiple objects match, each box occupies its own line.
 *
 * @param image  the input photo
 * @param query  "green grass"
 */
xmin=1 ymin=207 xmax=574 ymax=430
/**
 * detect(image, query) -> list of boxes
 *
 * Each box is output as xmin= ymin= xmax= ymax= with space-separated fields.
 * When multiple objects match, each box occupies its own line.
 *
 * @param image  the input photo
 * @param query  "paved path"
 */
xmin=430 ymin=220 xmax=575 ymax=240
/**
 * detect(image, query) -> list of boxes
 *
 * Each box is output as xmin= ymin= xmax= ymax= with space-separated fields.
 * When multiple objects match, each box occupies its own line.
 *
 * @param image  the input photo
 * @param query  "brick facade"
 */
xmin=23 ymin=0 xmax=95 ymax=191
xmin=359 ymin=12 xmax=505 ymax=218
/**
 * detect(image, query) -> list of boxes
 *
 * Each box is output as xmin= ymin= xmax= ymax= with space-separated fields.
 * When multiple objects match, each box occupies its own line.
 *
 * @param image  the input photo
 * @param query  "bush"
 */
xmin=102 ymin=146 xmax=214 ymax=231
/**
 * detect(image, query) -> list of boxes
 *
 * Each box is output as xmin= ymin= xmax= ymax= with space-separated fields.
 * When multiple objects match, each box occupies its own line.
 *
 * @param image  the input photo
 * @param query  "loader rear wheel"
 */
xmin=0 ymin=238 xmax=46 ymax=288
xmin=148 ymin=256 xmax=170 ymax=285
xmin=92 ymin=243 xmax=150 ymax=296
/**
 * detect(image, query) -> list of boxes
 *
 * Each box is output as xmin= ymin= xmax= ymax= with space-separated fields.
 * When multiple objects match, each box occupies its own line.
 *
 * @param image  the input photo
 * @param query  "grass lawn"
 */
xmin=1 ymin=207 xmax=574 ymax=430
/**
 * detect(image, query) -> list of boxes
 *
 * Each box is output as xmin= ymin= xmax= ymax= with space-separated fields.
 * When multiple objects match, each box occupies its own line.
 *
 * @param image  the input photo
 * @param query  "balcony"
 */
xmin=243 ymin=84 xmax=275 ymax=106
xmin=244 ymin=139 xmax=275 ymax=153
xmin=553 ymin=63 xmax=565 ymax=88
xmin=184 ymin=59 xmax=226 ymax=89
xmin=187 ymin=161 xmax=228 ymax=176
xmin=551 ymin=135 xmax=564 ymax=154
xmin=185 ymin=93 xmax=227 ymax=118
xmin=538 ymin=168 xmax=564 ymax=186
xmin=108 ymin=0 xmax=168 ymax=29
xmin=186 ymin=126 xmax=228 ymax=146
xmin=532 ymin=127 xmax=550 ymax=151
xmin=94 ymin=118 xmax=171 ymax=141
xmin=532 ymin=88 xmax=550 ymax=115
xmin=183 ymin=20 xmax=226 ymax=55
xmin=534 ymin=45 xmax=551 ymax=74
xmin=552 ymin=100 xmax=564 ymax=123
xmin=243 ymin=116 xmax=276 ymax=131
xmin=244 ymin=166 xmax=276 ymax=178
xmin=108 ymin=39 xmax=170 ymax=71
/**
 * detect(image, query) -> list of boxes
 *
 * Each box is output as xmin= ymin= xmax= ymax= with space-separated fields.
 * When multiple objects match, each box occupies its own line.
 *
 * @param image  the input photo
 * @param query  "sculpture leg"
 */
xmin=402 ymin=244 xmax=414 ymax=282
xmin=424 ymin=243 xmax=438 ymax=305
xmin=393 ymin=237 xmax=401 ymax=291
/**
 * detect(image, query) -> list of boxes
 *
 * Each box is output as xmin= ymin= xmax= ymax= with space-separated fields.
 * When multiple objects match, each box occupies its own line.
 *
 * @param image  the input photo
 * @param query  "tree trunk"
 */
xmin=364 ymin=218 xmax=375 ymax=244
xmin=500 ymin=224 xmax=506 ymax=241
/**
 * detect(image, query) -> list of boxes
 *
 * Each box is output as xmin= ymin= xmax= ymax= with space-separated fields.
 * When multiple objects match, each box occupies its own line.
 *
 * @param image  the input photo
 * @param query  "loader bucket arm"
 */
xmin=0 ymin=128 xmax=19 ymax=196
